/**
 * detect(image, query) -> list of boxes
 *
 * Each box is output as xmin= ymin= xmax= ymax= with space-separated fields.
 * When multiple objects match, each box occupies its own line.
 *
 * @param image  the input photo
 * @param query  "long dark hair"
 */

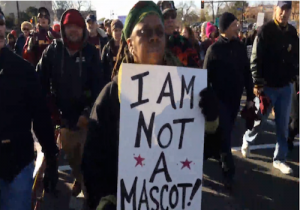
xmin=111 ymin=38 xmax=134 ymax=79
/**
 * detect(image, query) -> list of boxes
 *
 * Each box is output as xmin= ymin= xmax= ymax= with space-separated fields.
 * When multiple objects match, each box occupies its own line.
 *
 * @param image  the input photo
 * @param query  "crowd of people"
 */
xmin=0 ymin=1 xmax=298 ymax=210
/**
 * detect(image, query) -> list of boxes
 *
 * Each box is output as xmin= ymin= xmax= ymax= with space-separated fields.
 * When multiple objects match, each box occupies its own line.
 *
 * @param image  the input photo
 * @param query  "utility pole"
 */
xmin=16 ymin=1 xmax=20 ymax=27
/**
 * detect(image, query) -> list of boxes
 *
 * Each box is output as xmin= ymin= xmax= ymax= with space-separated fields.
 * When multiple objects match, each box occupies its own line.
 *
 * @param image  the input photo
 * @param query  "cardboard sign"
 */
xmin=117 ymin=64 xmax=207 ymax=210
xmin=247 ymin=45 xmax=253 ymax=59
xmin=256 ymin=13 xmax=265 ymax=27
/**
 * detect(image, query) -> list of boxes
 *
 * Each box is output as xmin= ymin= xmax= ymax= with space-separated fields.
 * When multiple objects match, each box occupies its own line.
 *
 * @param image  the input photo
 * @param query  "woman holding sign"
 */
xmin=82 ymin=1 xmax=219 ymax=210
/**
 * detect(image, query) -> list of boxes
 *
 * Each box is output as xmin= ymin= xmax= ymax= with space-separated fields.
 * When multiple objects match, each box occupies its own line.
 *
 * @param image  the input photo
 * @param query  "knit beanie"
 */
xmin=111 ymin=19 xmax=123 ymax=31
xmin=219 ymin=12 xmax=237 ymax=33
xmin=206 ymin=22 xmax=216 ymax=38
xmin=63 ymin=10 xmax=85 ymax=28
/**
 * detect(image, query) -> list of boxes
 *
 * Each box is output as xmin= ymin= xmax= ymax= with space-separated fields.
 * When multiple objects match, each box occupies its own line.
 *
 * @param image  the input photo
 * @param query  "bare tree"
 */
xmin=206 ymin=1 xmax=224 ymax=22
xmin=176 ymin=1 xmax=199 ymax=25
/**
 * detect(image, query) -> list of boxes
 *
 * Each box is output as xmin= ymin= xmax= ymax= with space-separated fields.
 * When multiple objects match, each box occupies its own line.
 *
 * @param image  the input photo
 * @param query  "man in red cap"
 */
xmin=36 ymin=9 xmax=104 ymax=198
xmin=23 ymin=7 xmax=60 ymax=66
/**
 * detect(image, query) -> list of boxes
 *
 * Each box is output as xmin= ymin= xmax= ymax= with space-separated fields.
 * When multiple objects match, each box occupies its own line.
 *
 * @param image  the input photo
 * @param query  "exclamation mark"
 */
xmin=187 ymin=178 xmax=202 ymax=206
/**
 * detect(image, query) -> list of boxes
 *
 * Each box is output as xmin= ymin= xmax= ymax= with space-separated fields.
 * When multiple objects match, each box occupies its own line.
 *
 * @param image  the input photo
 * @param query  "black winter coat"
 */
xmin=0 ymin=47 xmax=58 ymax=182
xmin=204 ymin=36 xmax=254 ymax=104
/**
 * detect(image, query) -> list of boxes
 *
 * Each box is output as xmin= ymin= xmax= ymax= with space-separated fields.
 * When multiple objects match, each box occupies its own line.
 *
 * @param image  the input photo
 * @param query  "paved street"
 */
xmin=39 ymin=96 xmax=299 ymax=210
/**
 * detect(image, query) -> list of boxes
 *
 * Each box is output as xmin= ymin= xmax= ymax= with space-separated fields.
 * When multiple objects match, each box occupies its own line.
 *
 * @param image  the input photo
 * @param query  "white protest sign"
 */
xmin=256 ymin=13 xmax=265 ymax=27
xmin=117 ymin=64 xmax=207 ymax=210
xmin=247 ymin=45 xmax=253 ymax=59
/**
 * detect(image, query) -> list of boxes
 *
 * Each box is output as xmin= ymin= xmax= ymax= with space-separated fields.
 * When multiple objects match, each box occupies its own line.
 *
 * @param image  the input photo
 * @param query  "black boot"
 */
xmin=220 ymin=153 xmax=235 ymax=190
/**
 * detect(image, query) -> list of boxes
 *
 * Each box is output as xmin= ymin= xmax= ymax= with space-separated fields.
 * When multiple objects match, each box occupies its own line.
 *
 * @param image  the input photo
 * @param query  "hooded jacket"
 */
xmin=36 ymin=9 xmax=104 ymax=129
xmin=88 ymin=27 xmax=108 ymax=58
xmin=0 ymin=47 xmax=58 ymax=182
xmin=23 ymin=25 xmax=60 ymax=66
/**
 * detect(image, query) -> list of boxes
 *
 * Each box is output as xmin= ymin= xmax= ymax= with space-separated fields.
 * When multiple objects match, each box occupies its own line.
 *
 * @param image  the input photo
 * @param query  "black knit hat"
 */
xmin=219 ymin=12 xmax=237 ymax=33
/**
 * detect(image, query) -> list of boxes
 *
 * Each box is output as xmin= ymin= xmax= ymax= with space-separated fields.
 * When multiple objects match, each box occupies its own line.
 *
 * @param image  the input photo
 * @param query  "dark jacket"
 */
xmin=15 ymin=33 xmax=26 ymax=56
xmin=36 ymin=9 xmax=104 ymax=129
xmin=82 ymin=51 xmax=220 ymax=208
xmin=0 ymin=47 xmax=58 ymax=182
xmin=251 ymin=20 xmax=299 ymax=88
xmin=88 ymin=28 xmax=108 ymax=59
xmin=101 ymin=38 xmax=119 ymax=83
xmin=204 ymin=36 xmax=254 ymax=104
xmin=23 ymin=25 xmax=60 ymax=66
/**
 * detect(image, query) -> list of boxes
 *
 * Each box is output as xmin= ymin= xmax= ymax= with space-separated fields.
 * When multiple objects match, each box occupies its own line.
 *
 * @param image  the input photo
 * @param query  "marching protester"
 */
xmin=6 ymin=33 xmax=16 ymax=51
xmin=158 ymin=0 xmax=200 ymax=67
xmin=181 ymin=25 xmax=201 ymax=59
xmin=200 ymin=22 xmax=217 ymax=66
xmin=241 ymin=1 xmax=299 ymax=174
xmin=104 ymin=19 xmax=113 ymax=40
xmin=101 ymin=19 xmax=123 ymax=83
xmin=82 ymin=1 xmax=219 ymax=209
xmin=0 ymin=8 xmax=59 ymax=209
xmin=86 ymin=14 xmax=108 ymax=57
xmin=204 ymin=12 xmax=255 ymax=188
xmin=23 ymin=7 xmax=60 ymax=65
xmin=15 ymin=21 xmax=33 ymax=56
xmin=36 ymin=9 xmax=104 ymax=198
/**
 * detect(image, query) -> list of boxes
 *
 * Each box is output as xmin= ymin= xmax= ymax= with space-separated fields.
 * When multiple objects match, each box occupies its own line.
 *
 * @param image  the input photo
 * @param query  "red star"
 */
xmin=181 ymin=159 xmax=193 ymax=170
xmin=134 ymin=155 xmax=145 ymax=167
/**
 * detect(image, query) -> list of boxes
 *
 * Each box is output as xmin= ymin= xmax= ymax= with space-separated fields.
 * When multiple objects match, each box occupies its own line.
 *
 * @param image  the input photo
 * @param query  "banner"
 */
xmin=256 ymin=12 xmax=265 ymax=27
xmin=117 ymin=64 xmax=207 ymax=210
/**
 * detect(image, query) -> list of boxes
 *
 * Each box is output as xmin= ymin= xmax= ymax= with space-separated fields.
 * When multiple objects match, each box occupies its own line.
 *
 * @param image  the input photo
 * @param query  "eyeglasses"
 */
xmin=163 ymin=10 xmax=177 ymax=20
xmin=22 ymin=28 xmax=30 ymax=31
xmin=0 ymin=15 xmax=5 ymax=26
xmin=137 ymin=27 xmax=164 ymax=39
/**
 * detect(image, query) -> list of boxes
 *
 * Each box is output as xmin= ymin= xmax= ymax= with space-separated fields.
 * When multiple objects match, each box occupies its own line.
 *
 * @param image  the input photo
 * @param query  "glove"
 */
xmin=199 ymin=87 xmax=219 ymax=134
xmin=43 ymin=154 xmax=58 ymax=193
xmin=27 ymin=33 xmax=38 ymax=51
xmin=199 ymin=87 xmax=219 ymax=121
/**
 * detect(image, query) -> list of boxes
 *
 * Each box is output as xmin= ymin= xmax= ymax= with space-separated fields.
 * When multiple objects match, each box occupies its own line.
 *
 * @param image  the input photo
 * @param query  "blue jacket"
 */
xmin=14 ymin=33 xmax=26 ymax=56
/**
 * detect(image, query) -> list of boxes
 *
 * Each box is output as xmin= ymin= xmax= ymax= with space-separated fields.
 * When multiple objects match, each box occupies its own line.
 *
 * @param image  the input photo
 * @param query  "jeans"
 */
xmin=219 ymin=100 xmax=240 ymax=178
xmin=0 ymin=162 xmax=34 ymax=210
xmin=243 ymin=83 xmax=293 ymax=162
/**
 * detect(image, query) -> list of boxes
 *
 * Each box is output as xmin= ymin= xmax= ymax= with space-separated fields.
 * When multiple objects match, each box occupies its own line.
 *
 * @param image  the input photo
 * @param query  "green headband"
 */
xmin=122 ymin=1 xmax=163 ymax=42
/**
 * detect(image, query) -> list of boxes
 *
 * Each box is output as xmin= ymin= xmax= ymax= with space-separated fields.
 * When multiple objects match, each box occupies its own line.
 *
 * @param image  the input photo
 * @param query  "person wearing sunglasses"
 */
xmin=23 ymin=7 xmax=60 ymax=66
xmin=0 ymin=8 xmax=59 ymax=210
xmin=81 ymin=2 xmax=219 ymax=209
xmin=14 ymin=21 xmax=33 ymax=56
xmin=156 ymin=1 xmax=200 ymax=68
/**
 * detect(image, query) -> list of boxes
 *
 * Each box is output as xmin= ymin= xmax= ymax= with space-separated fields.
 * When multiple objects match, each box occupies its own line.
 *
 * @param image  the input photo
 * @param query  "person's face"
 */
xmin=38 ymin=13 xmax=49 ymax=27
xmin=8 ymin=38 xmax=14 ymax=43
xmin=127 ymin=14 xmax=165 ymax=65
xmin=0 ymin=15 xmax=6 ymax=49
xmin=112 ymin=28 xmax=122 ymax=42
xmin=225 ymin=20 xmax=238 ymax=39
xmin=275 ymin=5 xmax=292 ymax=25
xmin=87 ymin=20 xmax=97 ymax=34
xmin=193 ymin=31 xmax=199 ymax=39
xmin=106 ymin=25 xmax=112 ymax=35
xmin=163 ymin=10 xmax=176 ymax=35
xmin=65 ymin=24 xmax=83 ymax=42
xmin=181 ymin=28 xmax=189 ymax=39
xmin=22 ymin=26 xmax=30 ymax=36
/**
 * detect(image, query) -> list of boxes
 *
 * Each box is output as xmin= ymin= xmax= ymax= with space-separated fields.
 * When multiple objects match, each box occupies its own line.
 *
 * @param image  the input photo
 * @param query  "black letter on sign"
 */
xmin=157 ymin=72 xmax=176 ymax=109
xmin=131 ymin=71 xmax=150 ymax=109
xmin=157 ymin=123 xmax=173 ymax=149
xmin=169 ymin=185 xmax=179 ymax=209
xmin=150 ymin=186 xmax=159 ymax=210
xmin=180 ymin=75 xmax=195 ymax=109
xmin=138 ymin=179 xmax=149 ymax=210
xmin=160 ymin=185 xmax=169 ymax=210
xmin=173 ymin=118 xmax=194 ymax=149
xmin=149 ymin=151 xmax=172 ymax=183
xmin=120 ymin=177 xmax=138 ymax=210
xmin=177 ymin=183 xmax=193 ymax=210
xmin=135 ymin=111 xmax=155 ymax=148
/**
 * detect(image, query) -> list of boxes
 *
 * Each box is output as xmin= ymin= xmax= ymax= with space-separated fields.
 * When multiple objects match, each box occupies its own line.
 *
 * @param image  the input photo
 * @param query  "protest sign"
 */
xmin=247 ymin=45 xmax=253 ymax=59
xmin=117 ymin=64 xmax=207 ymax=210
xmin=256 ymin=12 xmax=265 ymax=27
